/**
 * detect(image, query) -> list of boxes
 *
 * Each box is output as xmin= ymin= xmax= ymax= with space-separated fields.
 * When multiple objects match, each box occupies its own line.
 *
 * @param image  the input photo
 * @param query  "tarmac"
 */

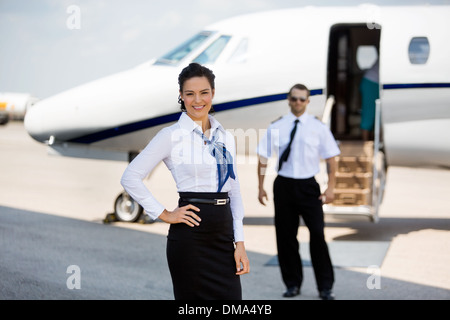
xmin=1 ymin=121 xmax=449 ymax=301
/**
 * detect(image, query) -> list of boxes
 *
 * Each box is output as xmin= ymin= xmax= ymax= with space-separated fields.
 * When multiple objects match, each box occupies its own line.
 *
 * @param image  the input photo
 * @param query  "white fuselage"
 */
xmin=24 ymin=5 xmax=450 ymax=167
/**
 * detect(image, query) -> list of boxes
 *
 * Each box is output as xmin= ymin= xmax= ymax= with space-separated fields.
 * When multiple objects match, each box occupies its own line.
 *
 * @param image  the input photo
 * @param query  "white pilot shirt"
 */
xmin=257 ymin=111 xmax=340 ymax=179
xmin=120 ymin=112 xmax=245 ymax=242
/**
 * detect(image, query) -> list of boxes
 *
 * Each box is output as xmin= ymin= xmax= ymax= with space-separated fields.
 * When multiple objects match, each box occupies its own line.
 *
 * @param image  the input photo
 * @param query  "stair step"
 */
xmin=336 ymin=156 xmax=372 ymax=173
xmin=335 ymin=172 xmax=372 ymax=189
xmin=333 ymin=188 xmax=371 ymax=206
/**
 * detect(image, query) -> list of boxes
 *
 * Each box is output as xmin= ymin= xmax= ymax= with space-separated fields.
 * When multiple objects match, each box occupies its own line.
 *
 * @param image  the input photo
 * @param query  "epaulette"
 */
xmin=271 ymin=116 xmax=282 ymax=124
xmin=314 ymin=115 xmax=325 ymax=124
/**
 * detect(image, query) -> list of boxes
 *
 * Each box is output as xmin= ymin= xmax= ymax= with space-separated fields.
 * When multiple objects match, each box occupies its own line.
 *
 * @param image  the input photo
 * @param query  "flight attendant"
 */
xmin=257 ymin=84 xmax=339 ymax=300
xmin=121 ymin=63 xmax=249 ymax=300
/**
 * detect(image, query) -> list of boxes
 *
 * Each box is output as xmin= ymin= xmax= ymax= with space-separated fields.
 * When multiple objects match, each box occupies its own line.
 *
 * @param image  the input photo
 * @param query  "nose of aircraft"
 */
xmin=24 ymin=102 xmax=47 ymax=143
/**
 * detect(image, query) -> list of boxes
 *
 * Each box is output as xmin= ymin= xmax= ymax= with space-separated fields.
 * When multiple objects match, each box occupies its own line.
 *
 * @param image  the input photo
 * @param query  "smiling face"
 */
xmin=180 ymin=76 xmax=215 ymax=124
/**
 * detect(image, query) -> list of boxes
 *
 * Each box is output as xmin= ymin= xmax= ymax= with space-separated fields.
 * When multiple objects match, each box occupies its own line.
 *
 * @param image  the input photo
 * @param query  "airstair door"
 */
xmin=322 ymin=23 xmax=385 ymax=222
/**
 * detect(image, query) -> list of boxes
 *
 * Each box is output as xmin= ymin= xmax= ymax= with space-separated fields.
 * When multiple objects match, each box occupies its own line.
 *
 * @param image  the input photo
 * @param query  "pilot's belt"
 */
xmin=181 ymin=198 xmax=230 ymax=205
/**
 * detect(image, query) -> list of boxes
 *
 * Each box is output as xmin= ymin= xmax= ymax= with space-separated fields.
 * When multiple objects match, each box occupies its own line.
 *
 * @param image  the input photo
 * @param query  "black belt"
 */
xmin=181 ymin=198 xmax=229 ymax=205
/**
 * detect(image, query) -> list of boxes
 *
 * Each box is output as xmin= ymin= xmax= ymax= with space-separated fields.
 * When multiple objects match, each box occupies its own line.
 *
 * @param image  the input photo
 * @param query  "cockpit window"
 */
xmin=193 ymin=35 xmax=231 ymax=65
xmin=408 ymin=37 xmax=430 ymax=64
xmin=154 ymin=31 xmax=213 ymax=65
xmin=228 ymin=38 xmax=248 ymax=64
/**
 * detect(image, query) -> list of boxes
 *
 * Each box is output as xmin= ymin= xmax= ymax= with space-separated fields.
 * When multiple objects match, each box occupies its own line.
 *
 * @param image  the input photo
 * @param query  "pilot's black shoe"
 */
xmin=283 ymin=286 xmax=300 ymax=298
xmin=319 ymin=289 xmax=335 ymax=300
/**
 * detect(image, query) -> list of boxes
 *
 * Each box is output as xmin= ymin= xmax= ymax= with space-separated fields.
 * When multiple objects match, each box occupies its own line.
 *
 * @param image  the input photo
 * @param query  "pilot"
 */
xmin=256 ymin=83 xmax=340 ymax=300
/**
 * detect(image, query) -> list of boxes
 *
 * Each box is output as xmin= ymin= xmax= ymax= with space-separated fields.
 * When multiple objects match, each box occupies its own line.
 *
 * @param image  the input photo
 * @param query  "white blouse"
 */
xmin=120 ymin=112 xmax=245 ymax=242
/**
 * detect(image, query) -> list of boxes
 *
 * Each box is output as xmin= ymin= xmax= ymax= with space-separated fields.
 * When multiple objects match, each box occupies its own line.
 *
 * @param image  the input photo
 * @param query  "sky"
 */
xmin=0 ymin=0 xmax=448 ymax=99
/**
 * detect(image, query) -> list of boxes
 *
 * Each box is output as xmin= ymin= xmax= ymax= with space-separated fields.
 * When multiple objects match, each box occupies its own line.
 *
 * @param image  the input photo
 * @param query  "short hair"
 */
xmin=178 ymin=63 xmax=216 ymax=113
xmin=288 ymin=83 xmax=310 ymax=98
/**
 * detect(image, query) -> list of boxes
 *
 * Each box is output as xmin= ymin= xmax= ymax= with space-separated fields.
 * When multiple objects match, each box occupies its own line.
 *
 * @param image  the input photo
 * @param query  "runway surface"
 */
xmin=1 ymin=121 xmax=449 ymax=300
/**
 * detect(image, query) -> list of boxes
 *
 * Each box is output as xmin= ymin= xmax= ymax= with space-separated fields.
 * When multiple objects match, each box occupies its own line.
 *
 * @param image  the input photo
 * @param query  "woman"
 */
xmin=120 ymin=62 xmax=249 ymax=300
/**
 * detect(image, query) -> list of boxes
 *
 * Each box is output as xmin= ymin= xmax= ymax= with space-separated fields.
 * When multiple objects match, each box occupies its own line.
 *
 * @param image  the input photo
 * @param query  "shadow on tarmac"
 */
xmin=1 ymin=205 xmax=449 ymax=300
xmin=244 ymin=216 xmax=450 ymax=242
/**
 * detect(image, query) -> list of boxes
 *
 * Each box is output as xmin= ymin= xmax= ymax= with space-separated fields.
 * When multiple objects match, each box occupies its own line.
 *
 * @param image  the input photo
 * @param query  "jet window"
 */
xmin=155 ymin=31 xmax=213 ymax=65
xmin=408 ymin=37 xmax=430 ymax=64
xmin=228 ymin=38 xmax=248 ymax=64
xmin=356 ymin=45 xmax=378 ymax=70
xmin=193 ymin=35 xmax=231 ymax=64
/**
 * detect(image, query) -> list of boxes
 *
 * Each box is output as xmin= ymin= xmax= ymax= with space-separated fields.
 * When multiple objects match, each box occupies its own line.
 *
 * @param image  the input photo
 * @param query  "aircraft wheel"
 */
xmin=114 ymin=192 xmax=143 ymax=222
xmin=0 ymin=115 xmax=9 ymax=125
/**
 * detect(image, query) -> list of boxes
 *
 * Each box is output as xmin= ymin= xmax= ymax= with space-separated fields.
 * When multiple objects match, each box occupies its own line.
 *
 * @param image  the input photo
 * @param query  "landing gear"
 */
xmin=114 ymin=192 xmax=143 ymax=222
xmin=371 ymin=150 xmax=386 ymax=223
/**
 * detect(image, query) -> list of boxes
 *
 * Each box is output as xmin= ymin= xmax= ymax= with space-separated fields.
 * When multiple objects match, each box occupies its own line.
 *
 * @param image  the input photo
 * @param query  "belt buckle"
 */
xmin=215 ymin=199 xmax=227 ymax=205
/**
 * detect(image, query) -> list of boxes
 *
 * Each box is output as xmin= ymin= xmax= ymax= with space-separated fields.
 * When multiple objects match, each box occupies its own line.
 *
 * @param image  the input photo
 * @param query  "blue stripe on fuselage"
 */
xmin=69 ymin=89 xmax=323 ymax=144
xmin=68 ymin=83 xmax=449 ymax=144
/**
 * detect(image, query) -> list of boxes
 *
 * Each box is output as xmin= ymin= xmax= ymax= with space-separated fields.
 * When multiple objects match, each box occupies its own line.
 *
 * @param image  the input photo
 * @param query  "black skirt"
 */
xmin=166 ymin=192 xmax=242 ymax=300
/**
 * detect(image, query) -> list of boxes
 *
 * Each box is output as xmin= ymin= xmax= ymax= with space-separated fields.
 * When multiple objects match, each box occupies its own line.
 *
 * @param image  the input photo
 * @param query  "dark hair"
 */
xmin=288 ymin=83 xmax=310 ymax=98
xmin=178 ymin=62 xmax=216 ymax=113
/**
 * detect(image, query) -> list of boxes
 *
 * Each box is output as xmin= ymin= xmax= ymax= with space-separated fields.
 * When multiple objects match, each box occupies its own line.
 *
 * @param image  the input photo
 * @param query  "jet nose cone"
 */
xmin=24 ymin=102 xmax=47 ymax=143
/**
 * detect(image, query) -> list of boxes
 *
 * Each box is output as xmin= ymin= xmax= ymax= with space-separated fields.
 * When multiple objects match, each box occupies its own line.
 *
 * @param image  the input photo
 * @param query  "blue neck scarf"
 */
xmin=195 ymin=128 xmax=236 ymax=192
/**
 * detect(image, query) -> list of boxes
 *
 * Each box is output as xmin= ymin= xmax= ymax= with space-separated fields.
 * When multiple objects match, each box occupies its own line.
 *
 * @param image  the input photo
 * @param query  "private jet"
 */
xmin=24 ymin=4 xmax=450 ymax=223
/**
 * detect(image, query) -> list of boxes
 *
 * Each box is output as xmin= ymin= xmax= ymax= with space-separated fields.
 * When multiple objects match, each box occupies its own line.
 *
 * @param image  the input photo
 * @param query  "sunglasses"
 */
xmin=289 ymin=96 xmax=308 ymax=102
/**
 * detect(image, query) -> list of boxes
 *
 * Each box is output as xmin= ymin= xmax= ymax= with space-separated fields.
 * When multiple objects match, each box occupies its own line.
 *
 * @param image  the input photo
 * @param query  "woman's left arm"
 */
xmin=225 ymin=131 xmax=249 ymax=274
xmin=234 ymin=241 xmax=250 ymax=275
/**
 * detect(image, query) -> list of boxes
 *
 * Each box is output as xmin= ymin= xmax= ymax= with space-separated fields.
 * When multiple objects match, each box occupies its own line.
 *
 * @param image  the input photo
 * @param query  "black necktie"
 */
xmin=278 ymin=119 xmax=299 ymax=171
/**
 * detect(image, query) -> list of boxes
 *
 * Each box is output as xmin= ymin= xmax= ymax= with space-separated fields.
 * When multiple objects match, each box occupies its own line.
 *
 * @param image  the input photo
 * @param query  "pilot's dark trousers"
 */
xmin=273 ymin=175 xmax=334 ymax=292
